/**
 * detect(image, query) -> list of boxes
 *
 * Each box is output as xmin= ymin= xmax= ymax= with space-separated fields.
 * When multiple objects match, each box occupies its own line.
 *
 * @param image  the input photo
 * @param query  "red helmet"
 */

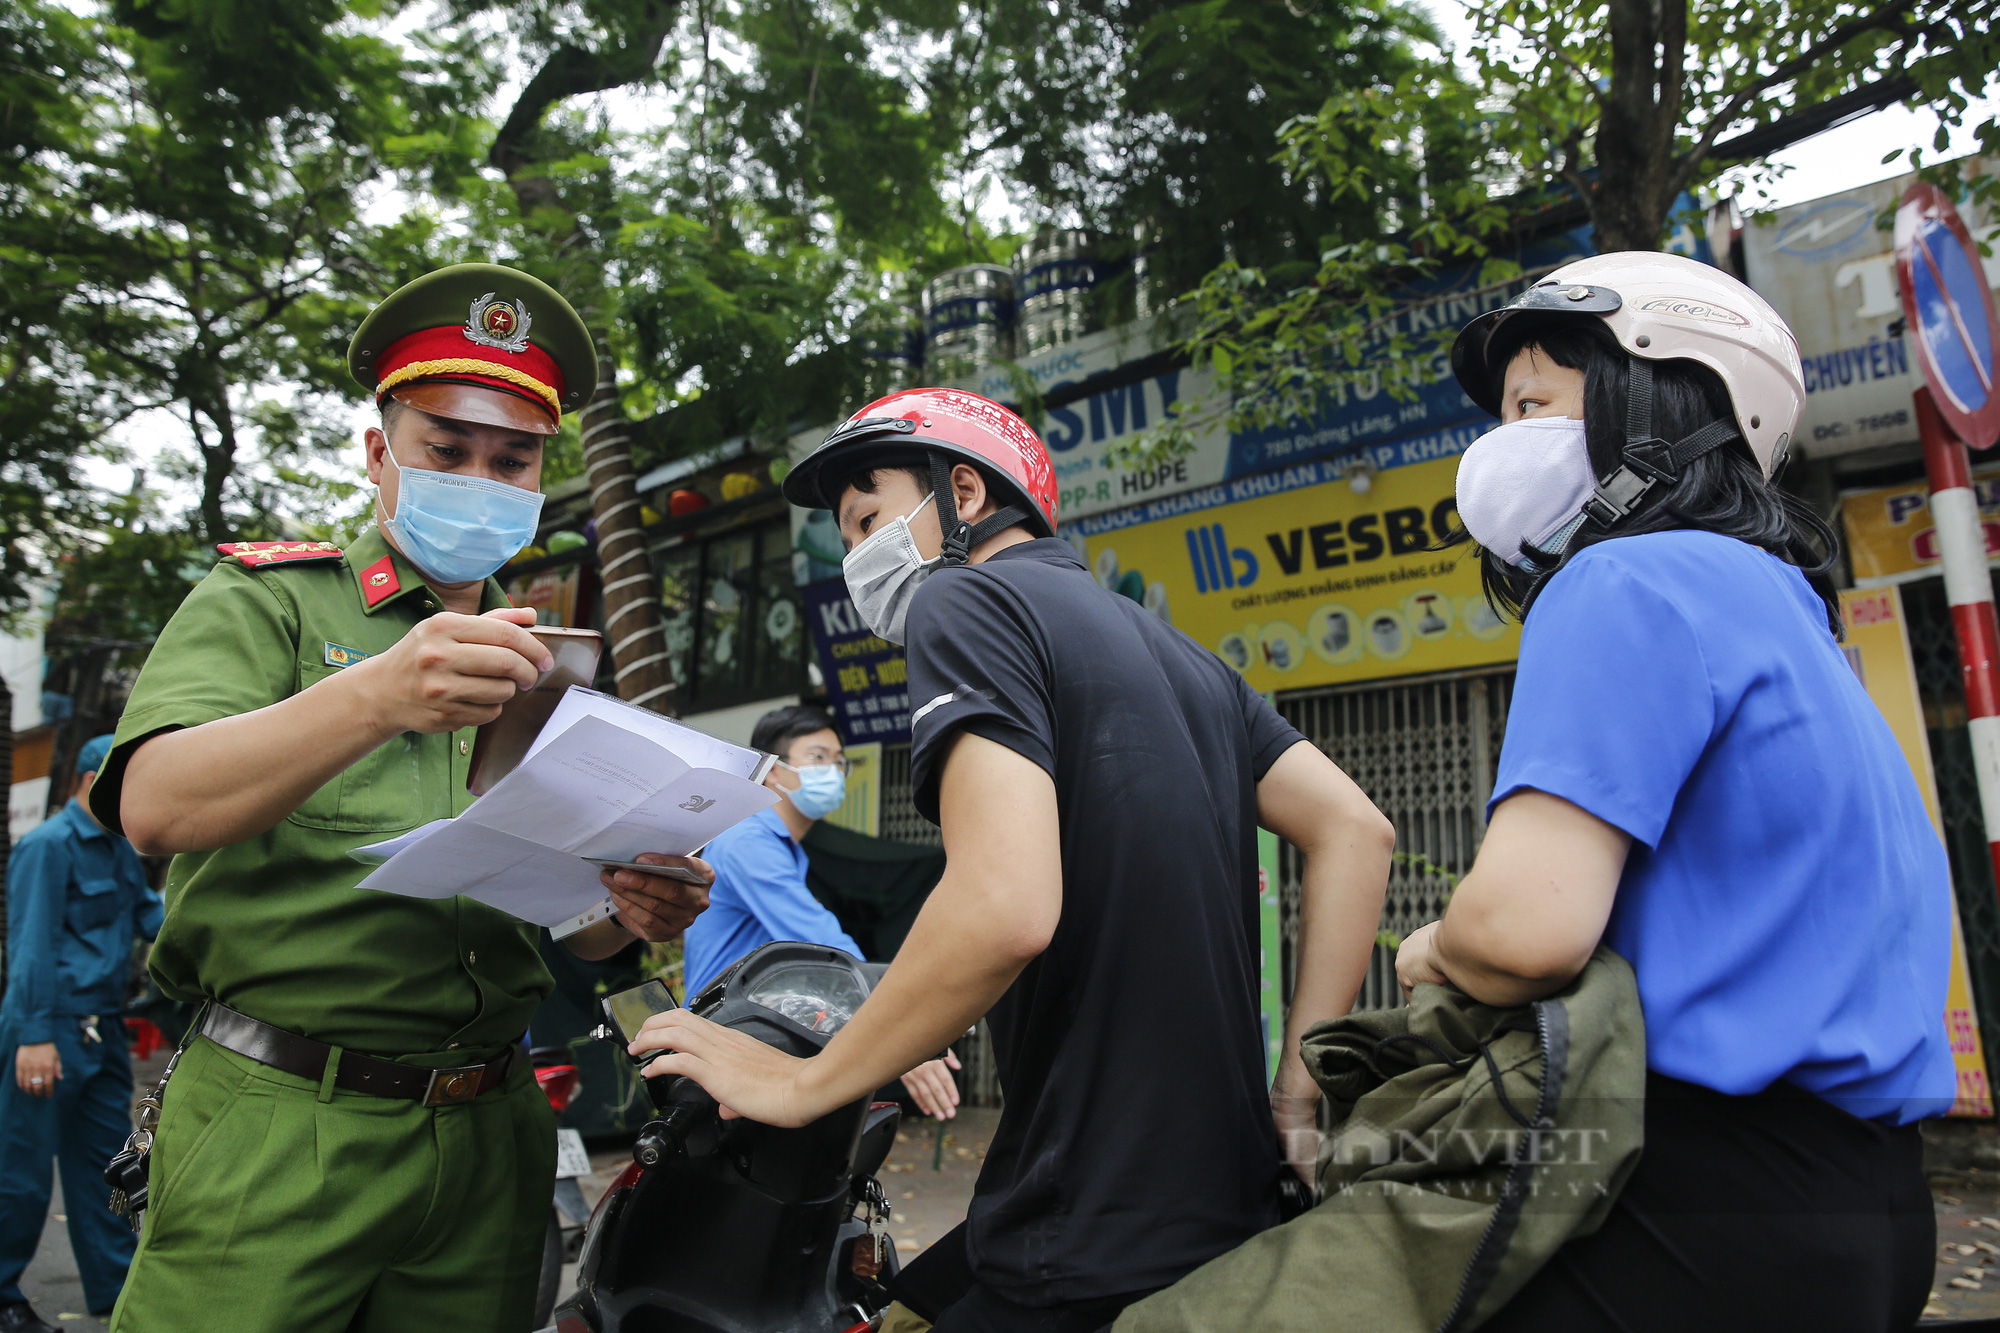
xmin=783 ymin=388 xmax=1059 ymax=556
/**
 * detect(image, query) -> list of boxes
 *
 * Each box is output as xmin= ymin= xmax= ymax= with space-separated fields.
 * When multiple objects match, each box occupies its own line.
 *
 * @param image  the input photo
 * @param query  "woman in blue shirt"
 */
xmin=1394 ymin=252 xmax=1954 ymax=1331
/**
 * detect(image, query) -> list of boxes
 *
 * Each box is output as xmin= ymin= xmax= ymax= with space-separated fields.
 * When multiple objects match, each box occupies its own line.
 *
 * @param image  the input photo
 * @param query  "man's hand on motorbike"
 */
xmin=601 ymin=855 xmax=713 ymax=941
xmin=1394 ymin=921 xmax=1449 ymax=1000
xmin=629 ymin=1009 xmax=825 ymax=1127
xmin=356 ymin=607 xmax=551 ymax=736
xmin=899 ymin=1048 xmax=961 ymax=1120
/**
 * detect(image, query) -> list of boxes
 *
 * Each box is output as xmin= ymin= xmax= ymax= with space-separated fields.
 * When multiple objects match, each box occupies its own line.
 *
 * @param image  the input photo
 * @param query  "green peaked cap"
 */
xmin=347 ymin=263 xmax=596 ymax=414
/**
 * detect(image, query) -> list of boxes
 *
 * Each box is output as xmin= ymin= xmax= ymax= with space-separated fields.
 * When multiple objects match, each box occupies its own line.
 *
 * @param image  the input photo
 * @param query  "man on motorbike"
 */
xmin=683 ymin=702 xmax=963 ymax=1119
xmin=628 ymin=387 xmax=1395 ymax=1332
xmin=1394 ymin=252 xmax=1953 ymax=1329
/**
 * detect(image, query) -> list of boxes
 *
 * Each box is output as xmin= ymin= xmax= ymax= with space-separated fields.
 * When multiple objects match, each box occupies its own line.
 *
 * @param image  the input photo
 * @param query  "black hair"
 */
xmin=380 ymin=396 xmax=409 ymax=435
xmin=751 ymin=704 xmax=841 ymax=759
xmin=830 ymin=454 xmax=932 ymax=513
xmin=824 ymin=449 xmax=1015 ymax=529
xmin=1461 ymin=317 xmax=1841 ymax=636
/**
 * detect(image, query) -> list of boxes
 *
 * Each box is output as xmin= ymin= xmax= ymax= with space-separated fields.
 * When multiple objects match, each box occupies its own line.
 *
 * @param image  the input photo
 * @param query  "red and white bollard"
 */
xmin=1919 ymin=386 xmax=2000 ymax=892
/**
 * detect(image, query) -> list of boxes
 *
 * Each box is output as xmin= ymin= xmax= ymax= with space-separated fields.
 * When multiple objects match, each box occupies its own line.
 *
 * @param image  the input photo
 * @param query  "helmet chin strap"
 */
xmin=930 ymin=452 xmax=1031 ymax=565
xmin=1579 ymin=358 xmax=1744 ymax=530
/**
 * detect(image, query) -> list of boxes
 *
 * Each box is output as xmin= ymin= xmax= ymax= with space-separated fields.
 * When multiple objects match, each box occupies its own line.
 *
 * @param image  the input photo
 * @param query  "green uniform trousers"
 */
xmin=109 ymin=1035 xmax=555 ymax=1333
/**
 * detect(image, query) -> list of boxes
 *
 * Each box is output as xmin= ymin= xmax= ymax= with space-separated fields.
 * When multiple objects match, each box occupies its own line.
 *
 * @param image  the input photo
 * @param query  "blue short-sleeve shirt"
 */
xmin=682 ymin=807 xmax=862 ymax=996
xmin=1494 ymin=530 xmax=1955 ymax=1124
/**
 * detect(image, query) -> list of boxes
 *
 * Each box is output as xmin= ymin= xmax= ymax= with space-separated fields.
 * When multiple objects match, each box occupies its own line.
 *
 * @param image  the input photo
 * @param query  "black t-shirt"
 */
xmin=907 ymin=538 xmax=1305 ymax=1304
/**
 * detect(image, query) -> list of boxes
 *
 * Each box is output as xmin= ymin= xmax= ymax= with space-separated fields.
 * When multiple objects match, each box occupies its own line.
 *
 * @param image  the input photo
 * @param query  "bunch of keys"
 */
xmin=107 ymin=1084 xmax=162 ymax=1222
xmin=851 ymin=1177 xmax=892 ymax=1279
xmin=106 ymin=1038 xmax=186 ymax=1227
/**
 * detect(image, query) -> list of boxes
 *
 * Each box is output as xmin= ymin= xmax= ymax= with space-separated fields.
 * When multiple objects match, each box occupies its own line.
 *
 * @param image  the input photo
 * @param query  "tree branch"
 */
xmin=1685 ymin=9 xmax=1920 ymax=170
xmin=1484 ymin=9 xmax=1594 ymax=91
xmin=1657 ymin=0 xmax=1688 ymax=158
xmin=488 ymin=0 xmax=683 ymax=214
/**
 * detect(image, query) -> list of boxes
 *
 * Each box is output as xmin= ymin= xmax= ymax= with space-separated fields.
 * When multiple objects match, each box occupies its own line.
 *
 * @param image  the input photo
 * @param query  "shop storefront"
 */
xmin=507 ymin=438 xmax=818 ymax=743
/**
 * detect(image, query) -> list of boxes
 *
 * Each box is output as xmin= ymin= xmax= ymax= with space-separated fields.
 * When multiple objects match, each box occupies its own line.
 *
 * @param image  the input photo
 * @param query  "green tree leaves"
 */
xmin=1145 ymin=0 xmax=1999 ymax=464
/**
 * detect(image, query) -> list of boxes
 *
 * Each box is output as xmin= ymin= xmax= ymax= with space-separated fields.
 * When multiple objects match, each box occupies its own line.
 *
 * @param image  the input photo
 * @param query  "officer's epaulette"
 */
xmin=216 ymin=541 xmax=344 ymax=568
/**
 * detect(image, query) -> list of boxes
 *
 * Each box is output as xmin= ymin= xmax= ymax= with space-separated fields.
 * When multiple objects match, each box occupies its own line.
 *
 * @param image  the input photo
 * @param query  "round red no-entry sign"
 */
xmin=1896 ymin=181 xmax=2000 ymax=450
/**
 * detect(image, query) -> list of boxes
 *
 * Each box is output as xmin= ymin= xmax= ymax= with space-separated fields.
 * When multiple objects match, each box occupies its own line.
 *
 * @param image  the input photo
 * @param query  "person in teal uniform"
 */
xmin=0 ymin=735 xmax=163 ymax=1333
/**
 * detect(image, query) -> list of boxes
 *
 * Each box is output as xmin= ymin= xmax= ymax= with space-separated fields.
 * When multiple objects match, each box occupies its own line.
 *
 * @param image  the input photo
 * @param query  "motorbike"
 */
xmin=532 ymin=1044 xmax=594 ymax=1328
xmin=549 ymin=940 xmax=906 ymax=1333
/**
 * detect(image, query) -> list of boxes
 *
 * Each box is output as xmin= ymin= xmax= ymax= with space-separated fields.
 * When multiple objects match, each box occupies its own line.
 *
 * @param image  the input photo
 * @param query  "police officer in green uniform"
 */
xmin=86 ymin=265 xmax=707 ymax=1333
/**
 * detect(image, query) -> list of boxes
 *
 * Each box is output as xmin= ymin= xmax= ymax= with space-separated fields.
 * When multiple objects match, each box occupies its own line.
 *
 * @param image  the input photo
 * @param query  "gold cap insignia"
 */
xmin=463 ymin=293 xmax=533 ymax=355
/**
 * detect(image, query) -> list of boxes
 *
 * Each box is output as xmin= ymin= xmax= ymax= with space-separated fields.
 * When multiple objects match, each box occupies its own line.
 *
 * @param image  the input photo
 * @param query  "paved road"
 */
xmin=1924 ymin=1170 xmax=2000 ymax=1320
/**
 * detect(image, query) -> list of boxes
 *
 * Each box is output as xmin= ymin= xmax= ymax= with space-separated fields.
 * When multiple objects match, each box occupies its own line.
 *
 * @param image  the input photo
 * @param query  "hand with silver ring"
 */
xmin=15 ymin=1042 xmax=60 ymax=1097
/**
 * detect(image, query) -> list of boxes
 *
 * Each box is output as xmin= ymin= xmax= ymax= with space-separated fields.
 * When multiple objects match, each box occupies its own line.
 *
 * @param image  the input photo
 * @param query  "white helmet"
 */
xmin=1451 ymin=251 xmax=1805 ymax=478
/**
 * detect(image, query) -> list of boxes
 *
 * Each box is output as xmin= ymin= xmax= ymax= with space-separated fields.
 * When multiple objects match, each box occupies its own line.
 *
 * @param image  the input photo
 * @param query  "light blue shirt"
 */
xmin=2 ymin=800 xmax=163 ymax=1045
xmin=683 ymin=807 xmax=862 ymax=996
xmin=1494 ymin=530 xmax=1956 ymax=1124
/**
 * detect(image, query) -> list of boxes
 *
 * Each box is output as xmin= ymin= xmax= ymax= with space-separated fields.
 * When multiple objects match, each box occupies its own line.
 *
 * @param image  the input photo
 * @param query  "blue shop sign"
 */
xmin=803 ymin=579 xmax=911 ymax=743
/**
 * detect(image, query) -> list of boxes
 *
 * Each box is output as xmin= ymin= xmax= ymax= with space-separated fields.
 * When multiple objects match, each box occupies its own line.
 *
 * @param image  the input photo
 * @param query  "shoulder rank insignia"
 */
xmin=359 ymin=554 xmax=401 ymax=608
xmin=216 ymin=541 xmax=342 ymax=567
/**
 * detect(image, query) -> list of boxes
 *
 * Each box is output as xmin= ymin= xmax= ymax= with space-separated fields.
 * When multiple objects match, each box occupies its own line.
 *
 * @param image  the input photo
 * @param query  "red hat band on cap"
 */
xmin=373 ymin=324 xmax=566 ymax=425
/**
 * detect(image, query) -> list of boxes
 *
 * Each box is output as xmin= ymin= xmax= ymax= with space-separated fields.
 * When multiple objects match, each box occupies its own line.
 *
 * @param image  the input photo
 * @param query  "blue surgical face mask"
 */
xmin=378 ymin=448 xmax=545 ymax=585
xmin=781 ymin=762 xmax=847 ymax=820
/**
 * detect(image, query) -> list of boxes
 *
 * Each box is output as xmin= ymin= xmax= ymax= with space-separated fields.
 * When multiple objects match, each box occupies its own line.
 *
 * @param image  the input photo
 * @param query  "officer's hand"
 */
xmin=602 ymin=855 xmax=713 ymax=940
xmin=364 ymin=607 xmax=552 ymax=736
xmin=15 ymin=1042 xmax=60 ymax=1098
xmin=900 ymin=1049 xmax=961 ymax=1120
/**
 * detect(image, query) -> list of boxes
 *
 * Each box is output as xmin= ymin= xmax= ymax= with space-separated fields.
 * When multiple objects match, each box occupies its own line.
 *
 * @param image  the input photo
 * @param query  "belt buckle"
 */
xmin=423 ymin=1064 xmax=486 ymax=1107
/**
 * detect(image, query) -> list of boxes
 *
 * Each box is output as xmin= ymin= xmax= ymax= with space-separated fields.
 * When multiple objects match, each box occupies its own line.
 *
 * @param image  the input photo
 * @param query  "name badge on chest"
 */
xmin=325 ymin=642 xmax=373 ymax=668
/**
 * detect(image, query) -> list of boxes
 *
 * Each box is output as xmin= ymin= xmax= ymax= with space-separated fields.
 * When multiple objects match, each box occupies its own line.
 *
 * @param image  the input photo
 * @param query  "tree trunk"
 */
xmin=486 ymin=5 xmax=683 ymax=714
xmin=194 ymin=392 xmax=238 ymax=545
xmin=1590 ymin=0 xmax=1686 ymax=253
xmin=1587 ymin=156 xmax=1680 ymax=252
xmin=580 ymin=338 xmax=678 ymax=714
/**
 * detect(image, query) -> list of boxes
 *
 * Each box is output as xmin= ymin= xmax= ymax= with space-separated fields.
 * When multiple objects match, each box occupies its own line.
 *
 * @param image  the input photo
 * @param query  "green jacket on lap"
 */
xmin=1116 ymin=948 xmax=1646 ymax=1333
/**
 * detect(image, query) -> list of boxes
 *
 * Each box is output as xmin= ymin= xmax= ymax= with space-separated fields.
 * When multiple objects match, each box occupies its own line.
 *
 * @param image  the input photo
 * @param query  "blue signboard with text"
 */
xmin=802 ymin=579 xmax=911 ymax=743
xmin=1223 ymin=223 xmax=1598 ymax=482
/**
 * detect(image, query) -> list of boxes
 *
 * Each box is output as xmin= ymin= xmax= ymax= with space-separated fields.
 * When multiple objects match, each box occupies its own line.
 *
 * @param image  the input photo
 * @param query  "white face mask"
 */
xmin=842 ymin=493 xmax=942 ymax=645
xmin=1454 ymin=416 xmax=1596 ymax=568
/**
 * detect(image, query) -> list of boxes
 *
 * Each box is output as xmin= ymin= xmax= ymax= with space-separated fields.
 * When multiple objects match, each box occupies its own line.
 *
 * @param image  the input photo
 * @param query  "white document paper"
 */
xmin=527 ymin=688 xmax=769 ymax=782
xmin=354 ymin=697 xmax=779 ymax=929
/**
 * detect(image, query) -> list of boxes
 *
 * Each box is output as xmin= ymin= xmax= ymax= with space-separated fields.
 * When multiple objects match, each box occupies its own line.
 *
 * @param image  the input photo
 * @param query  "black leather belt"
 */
xmin=200 ymin=1004 xmax=514 ymax=1107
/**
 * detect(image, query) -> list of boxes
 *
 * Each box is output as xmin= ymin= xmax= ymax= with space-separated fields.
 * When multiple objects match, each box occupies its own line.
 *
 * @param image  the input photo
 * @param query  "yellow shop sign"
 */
xmin=1080 ymin=454 xmax=1519 ymax=692
xmin=1842 ymin=463 xmax=2000 ymax=587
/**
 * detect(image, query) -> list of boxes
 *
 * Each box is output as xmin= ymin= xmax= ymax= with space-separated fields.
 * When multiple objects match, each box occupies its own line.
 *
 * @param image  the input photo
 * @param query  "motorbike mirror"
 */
xmin=601 ymin=979 xmax=680 ymax=1048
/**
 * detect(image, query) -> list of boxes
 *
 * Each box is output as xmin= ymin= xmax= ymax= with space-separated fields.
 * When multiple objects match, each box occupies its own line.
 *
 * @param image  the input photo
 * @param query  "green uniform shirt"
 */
xmin=91 ymin=525 xmax=553 ymax=1056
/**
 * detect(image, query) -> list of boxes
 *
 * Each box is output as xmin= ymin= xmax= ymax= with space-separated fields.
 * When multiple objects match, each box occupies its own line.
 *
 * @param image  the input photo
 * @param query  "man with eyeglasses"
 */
xmin=682 ymin=705 xmax=961 ymax=1118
